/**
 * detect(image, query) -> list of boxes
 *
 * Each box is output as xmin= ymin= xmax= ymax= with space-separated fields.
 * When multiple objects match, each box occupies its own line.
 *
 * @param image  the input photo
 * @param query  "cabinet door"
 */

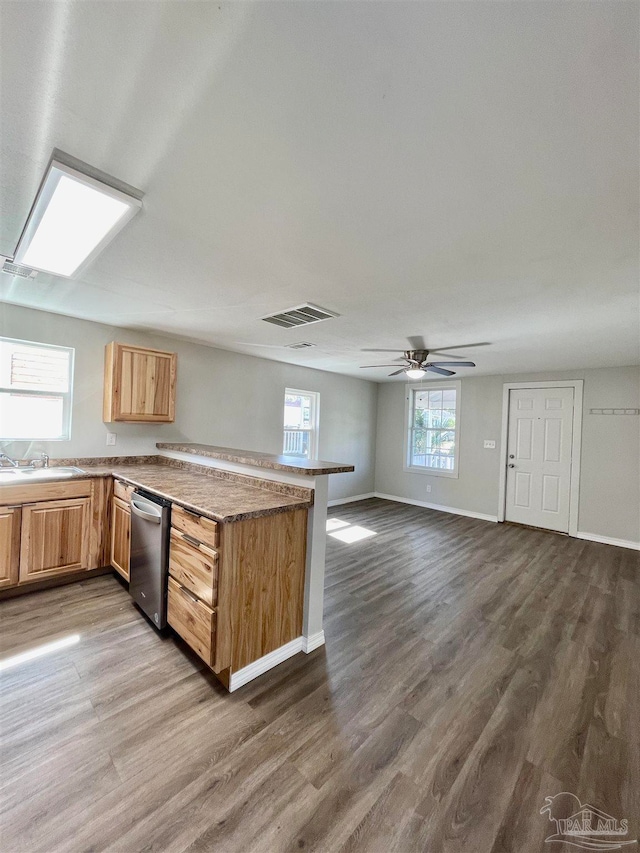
xmin=110 ymin=496 xmax=131 ymax=581
xmin=104 ymin=342 xmax=176 ymax=422
xmin=0 ymin=506 xmax=21 ymax=588
xmin=20 ymin=498 xmax=91 ymax=582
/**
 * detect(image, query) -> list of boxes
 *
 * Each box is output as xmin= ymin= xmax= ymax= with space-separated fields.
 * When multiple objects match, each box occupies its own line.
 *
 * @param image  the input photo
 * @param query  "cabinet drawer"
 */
xmin=169 ymin=529 xmax=218 ymax=607
xmin=113 ymin=479 xmax=134 ymax=503
xmin=167 ymin=576 xmax=215 ymax=666
xmin=171 ymin=504 xmax=218 ymax=549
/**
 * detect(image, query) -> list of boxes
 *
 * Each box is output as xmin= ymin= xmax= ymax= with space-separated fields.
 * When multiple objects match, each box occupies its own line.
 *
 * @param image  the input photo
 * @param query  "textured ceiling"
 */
xmin=0 ymin=0 xmax=638 ymax=380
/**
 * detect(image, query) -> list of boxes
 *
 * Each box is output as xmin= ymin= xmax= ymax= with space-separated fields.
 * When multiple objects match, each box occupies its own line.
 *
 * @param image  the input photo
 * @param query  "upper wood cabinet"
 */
xmin=103 ymin=342 xmax=177 ymax=423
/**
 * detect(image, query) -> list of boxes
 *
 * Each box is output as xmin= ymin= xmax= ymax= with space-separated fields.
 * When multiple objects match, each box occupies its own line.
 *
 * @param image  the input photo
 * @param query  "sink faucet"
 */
xmin=0 ymin=453 xmax=19 ymax=468
xmin=41 ymin=453 xmax=50 ymax=469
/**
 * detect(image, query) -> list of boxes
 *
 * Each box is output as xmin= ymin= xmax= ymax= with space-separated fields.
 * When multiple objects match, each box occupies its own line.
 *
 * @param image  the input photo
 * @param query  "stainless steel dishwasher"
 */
xmin=129 ymin=490 xmax=171 ymax=629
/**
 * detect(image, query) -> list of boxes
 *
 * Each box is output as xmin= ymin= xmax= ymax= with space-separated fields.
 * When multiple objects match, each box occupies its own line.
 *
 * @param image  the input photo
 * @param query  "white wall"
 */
xmin=375 ymin=366 xmax=640 ymax=545
xmin=3 ymin=302 xmax=638 ymax=543
xmin=0 ymin=304 xmax=378 ymax=501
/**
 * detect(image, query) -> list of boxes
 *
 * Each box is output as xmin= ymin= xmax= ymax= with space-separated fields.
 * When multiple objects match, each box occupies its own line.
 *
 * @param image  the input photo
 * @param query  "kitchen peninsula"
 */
xmin=0 ymin=445 xmax=353 ymax=691
xmin=156 ymin=443 xmax=355 ymax=663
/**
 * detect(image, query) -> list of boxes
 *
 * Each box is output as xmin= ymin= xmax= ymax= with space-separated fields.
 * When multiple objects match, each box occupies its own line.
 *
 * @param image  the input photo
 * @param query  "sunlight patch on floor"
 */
xmin=327 ymin=523 xmax=377 ymax=543
xmin=0 ymin=633 xmax=80 ymax=671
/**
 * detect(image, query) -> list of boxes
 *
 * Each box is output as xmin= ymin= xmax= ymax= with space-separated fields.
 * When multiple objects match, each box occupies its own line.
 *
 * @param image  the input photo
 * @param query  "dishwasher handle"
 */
xmin=131 ymin=498 xmax=163 ymax=524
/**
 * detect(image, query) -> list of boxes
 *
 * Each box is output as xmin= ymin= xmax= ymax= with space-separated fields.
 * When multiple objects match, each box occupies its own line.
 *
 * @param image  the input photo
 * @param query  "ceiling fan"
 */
xmin=360 ymin=337 xmax=489 ymax=378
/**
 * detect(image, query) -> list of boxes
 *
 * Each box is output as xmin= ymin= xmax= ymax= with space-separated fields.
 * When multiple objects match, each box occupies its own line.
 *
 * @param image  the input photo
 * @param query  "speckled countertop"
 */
xmin=0 ymin=459 xmax=313 ymax=523
xmin=111 ymin=464 xmax=313 ymax=522
xmin=157 ymin=442 xmax=355 ymax=475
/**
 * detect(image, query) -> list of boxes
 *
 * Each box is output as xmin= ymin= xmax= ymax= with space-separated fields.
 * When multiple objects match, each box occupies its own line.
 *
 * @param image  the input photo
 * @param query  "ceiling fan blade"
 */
xmin=429 ymin=361 xmax=475 ymax=368
xmin=361 ymin=348 xmax=405 ymax=353
xmin=429 ymin=341 xmax=491 ymax=353
xmin=427 ymin=366 xmax=455 ymax=376
xmin=388 ymin=368 xmax=407 ymax=376
xmin=406 ymin=335 xmax=427 ymax=351
xmin=360 ymin=364 xmax=405 ymax=368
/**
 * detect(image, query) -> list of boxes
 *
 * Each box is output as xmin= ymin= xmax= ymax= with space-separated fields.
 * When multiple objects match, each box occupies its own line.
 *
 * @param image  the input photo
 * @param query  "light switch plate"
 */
xmin=106 ymin=432 xmax=117 ymax=446
xmin=484 ymin=440 xmax=496 ymax=449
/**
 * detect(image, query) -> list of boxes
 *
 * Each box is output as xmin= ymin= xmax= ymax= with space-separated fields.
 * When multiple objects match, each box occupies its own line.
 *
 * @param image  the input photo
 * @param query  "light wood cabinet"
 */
xmin=0 ymin=506 xmax=21 ymax=588
xmin=0 ymin=479 xmax=110 ymax=591
xmin=167 ymin=502 xmax=307 ymax=685
xmin=103 ymin=342 xmax=177 ymax=423
xmin=19 ymin=497 xmax=92 ymax=583
xmin=110 ymin=496 xmax=131 ymax=581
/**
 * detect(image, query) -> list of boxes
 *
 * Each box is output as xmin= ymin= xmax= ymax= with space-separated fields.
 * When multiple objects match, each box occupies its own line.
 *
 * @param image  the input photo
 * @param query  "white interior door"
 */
xmin=505 ymin=387 xmax=575 ymax=533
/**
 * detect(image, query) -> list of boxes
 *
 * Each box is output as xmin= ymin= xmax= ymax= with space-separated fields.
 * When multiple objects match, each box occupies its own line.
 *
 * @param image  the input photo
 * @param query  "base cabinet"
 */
xmin=110 ymin=496 xmax=131 ymax=581
xmin=0 ymin=479 xmax=110 ymax=590
xmin=0 ymin=506 xmax=21 ymax=588
xmin=167 ymin=504 xmax=307 ymax=688
xmin=19 ymin=497 xmax=91 ymax=583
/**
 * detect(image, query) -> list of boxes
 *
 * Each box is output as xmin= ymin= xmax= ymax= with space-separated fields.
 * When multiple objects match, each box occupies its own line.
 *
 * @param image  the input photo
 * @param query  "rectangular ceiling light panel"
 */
xmin=14 ymin=158 xmax=143 ymax=278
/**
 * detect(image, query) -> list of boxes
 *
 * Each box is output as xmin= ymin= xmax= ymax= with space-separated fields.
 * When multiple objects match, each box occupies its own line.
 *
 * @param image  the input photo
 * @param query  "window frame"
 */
xmin=0 ymin=336 xmax=75 ymax=441
xmin=283 ymin=387 xmax=320 ymax=460
xmin=404 ymin=380 xmax=461 ymax=479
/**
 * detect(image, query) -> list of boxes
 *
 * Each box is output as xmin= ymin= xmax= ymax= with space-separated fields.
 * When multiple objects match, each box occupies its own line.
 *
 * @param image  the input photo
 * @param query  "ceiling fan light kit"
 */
xmin=359 ymin=339 xmax=482 ymax=379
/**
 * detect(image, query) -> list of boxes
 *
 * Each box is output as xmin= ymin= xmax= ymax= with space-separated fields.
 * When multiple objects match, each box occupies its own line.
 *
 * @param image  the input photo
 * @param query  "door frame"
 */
xmin=497 ymin=380 xmax=583 ymax=537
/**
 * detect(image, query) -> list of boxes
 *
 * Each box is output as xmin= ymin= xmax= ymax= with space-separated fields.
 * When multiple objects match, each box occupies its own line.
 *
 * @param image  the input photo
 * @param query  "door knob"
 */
xmin=508 ymin=463 xmax=515 ymax=468
xmin=509 ymin=454 xmax=515 ymax=459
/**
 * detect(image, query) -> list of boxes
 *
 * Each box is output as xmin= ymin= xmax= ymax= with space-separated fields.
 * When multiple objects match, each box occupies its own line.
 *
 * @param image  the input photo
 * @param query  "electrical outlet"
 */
xmin=106 ymin=432 xmax=117 ymax=446
xmin=426 ymin=484 xmax=431 ymax=493
xmin=483 ymin=440 xmax=496 ymax=449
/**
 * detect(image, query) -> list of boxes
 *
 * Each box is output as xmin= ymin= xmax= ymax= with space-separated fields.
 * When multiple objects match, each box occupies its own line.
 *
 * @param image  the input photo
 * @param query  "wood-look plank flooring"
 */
xmin=1 ymin=498 xmax=638 ymax=852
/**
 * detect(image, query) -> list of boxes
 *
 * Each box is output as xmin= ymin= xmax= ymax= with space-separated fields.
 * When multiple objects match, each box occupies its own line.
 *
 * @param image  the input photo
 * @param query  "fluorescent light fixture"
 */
xmin=328 ymin=525 xmax=377 ymax=543
xmin=405 ymin=368 xmax=426 ymax=379
xmin=14 ymin=151 xmax=143 ymax=278
xmin=0 ymin=633 xmax=80 ymax=672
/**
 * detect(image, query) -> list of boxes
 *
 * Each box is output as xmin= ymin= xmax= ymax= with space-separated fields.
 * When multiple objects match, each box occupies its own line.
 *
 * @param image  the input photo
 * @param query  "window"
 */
xmin=405 ymin=382 xmax=460 ymax=477
xmin=0 ymin=337 xmax=74 ymax=441
xmin=283 ymin=389 xmax=319 ymax=459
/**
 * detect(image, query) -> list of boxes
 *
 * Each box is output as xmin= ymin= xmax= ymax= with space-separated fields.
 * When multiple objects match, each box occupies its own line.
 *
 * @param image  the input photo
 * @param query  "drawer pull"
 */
xmin=179 ymin=585 xmax=199 ymax=604
xmin=181 ymin=507 xmax=200 ymax=518
xmin=180 ymin=533 xmax=218 ymax=559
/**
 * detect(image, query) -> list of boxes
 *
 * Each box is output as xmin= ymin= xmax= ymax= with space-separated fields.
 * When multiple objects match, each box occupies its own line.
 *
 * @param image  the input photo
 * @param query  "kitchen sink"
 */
xmin=0 ymin=466 xmax=86 ymax=481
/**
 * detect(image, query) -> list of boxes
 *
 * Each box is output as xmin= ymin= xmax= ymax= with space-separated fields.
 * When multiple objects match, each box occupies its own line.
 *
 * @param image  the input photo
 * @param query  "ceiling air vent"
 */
xmin=286 ymin=342 xmax=316 ymax=349
xmin=2 ymin=260 xmax=38 ymax=280
xmin=261 ymin=303 xmax=339 ymax=329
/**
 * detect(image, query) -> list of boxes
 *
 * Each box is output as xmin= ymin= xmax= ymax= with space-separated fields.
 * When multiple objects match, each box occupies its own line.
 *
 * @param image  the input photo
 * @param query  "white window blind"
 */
xmin=0 ymin=338 xmax=74 ymax=441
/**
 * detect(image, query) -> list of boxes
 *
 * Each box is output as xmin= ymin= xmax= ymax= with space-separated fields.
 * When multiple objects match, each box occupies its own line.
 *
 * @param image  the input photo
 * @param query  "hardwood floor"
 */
xmin=1 ymin=498 xmax=638 ymax=852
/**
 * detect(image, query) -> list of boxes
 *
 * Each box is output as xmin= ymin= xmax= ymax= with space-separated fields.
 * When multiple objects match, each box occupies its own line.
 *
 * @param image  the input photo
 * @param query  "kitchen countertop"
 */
xmin=0 ymin=461 xmax=313 ymax=523
xmin=157 ymin=442 xmax=355 ymax=476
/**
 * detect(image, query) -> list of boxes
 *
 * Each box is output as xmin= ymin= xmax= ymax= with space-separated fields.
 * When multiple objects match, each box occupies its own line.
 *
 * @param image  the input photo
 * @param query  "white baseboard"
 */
xmin=328 ymin=493 xmax=376 ymax=507
xmin=302 ymin=630 xmax=325 ymax=653
xmin=374 ymin=492 xmax=499 ymax=523
xmin=228 ymin=637 xmax=304 ymax=692
xmin=576 ymin=532 xmax=640 ymax=551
